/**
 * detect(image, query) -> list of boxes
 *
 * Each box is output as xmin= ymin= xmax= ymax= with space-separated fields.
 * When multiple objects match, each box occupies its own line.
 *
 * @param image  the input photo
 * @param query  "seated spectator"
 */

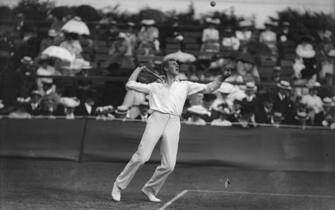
xmin=39 ymin=79 xmax=61 ymax=117
xmin=124 ymin=22 xmax=138 ymax=57
xmin=201 ymin=18 xmax=221 ymax=53
xmin=202 ymin=93 xmax=218 ymax=122
xmin=221 ymin=26 xmax=240 ymax=51
xmin=227 ymin=99 xmax=243 ymax=123
xmin=210 ymin=104 xmax=232 ymax=126
xmin=75 ymin=90 xmax=98 ymax=116
xmin=164 ymin=34 xmax=196 ymax=63
xmin=255 ymin=93 xmax=273 ymax=124
xmin=108 ymin=32 xmax=135 ymax=70
xmin=40 ymin=29 xmax=59 ymax=52
xmin=294 ymin=110 xmax=310 ymax=128
xmin=114 ymin=105 xmax=129 ymax=120
xmin=8 ymin=100 xmax=32 ymax=119
xmin=271 ymin=112 xmax=284 ymax=127
xmin=300 ymin=82 xmax=323 ymax=124
xmin=314 ymin=97 xmax=335 ymax=127
xmin=36 ymin=55 xmax=61 ymax=91
xmin=259 ymin=22 xmax=277 ymax=55
xmin=26 ymin=90 xmax=43 ymax=116
xmin=184 ymin=105 xmax=208 ymax=126
xmin=135 ymin=101 xmax=150 ymax=121
xmin=59 ymin=97 xmax=80 ymax=119
xmin=235 ymin=53 xmax=260 ymax=84
xmin=60 ymin=32 xmax=82 ymax=58
xmin=272 ymin=81 xmax=296 ymax=125
xmin=212 ymin=82 xmax=236 ymax=111
xmin=137 ymin=19 xmax=160 ymax=55
xmin=241 ymin=82 xmax=258 ymax=121
xmin=96 ymin=105 xmax=115 ymax=120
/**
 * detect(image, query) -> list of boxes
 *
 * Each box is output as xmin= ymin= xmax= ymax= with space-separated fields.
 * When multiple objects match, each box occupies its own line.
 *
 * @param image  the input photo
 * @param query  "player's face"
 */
xmin=167 ymin=60 xmax=179 ymax=76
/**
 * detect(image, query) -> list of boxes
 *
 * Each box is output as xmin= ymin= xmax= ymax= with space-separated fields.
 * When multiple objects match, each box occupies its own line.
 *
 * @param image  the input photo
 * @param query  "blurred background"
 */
xmin=0 ymin=0 xmax=335 ymax=127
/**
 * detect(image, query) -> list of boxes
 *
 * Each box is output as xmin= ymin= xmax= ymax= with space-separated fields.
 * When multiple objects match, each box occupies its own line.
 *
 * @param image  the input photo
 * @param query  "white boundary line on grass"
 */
xmin=188 ymin=189 xmax=335 ymax=199
xmin=158 ymin=190 xmax=189 ymax=210
xmin=159 ymin=189 xmax=335 ymax=210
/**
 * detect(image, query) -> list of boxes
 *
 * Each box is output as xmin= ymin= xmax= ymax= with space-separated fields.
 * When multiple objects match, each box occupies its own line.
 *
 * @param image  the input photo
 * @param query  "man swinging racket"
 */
xmin=112 ymin=59 xmax=231 ymax=202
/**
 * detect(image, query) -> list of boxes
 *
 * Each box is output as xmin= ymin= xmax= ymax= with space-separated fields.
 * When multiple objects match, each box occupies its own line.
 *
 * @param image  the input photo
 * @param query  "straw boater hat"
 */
xmin=60 ymin=97 xmax=80 ymax=108
xmin=306 ymin=81 xmax=321 ymax=89
xmin=31 ymin=90 xmax=43 ymax=97
xmin=295 ymin=111 xmax=308 ymax=120
xmin=323 ymin=97 xmax=332 ymax=106
xmin=245 ymin=82 xmax=257 ymax=92
xmin=277 ymin=80 xmax=292 ymax=90
xmin=141 ymin=19 xmax=155 ymax=26
xmin=115 ymin=105 xmax=128 ymax=115
xmin=187 ymin=105 xmax=210 ymax=116
xmin=48 ymin=29 xmax=57 ymax=37
xmin=273 ymin=112 xmax=284 ymax=120
xmin=20 ymin=56 xmax=33 ymax=64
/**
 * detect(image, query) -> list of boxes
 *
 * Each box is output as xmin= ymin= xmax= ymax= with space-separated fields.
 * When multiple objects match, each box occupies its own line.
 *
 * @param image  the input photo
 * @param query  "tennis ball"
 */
xmin=210 ymin=1 xmax=216 ymax=7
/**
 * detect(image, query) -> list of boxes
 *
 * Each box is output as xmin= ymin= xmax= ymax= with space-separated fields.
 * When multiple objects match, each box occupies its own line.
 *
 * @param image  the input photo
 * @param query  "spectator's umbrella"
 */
xmin=62 ymin=17 xmax=90 ymax=35
xmin=74 ymin=5 xmax=99 ymax=22
xmin=42 ymin=46 xmax=74 ymax=62
xmin=163 ymin=50 xmax=196 ymax=63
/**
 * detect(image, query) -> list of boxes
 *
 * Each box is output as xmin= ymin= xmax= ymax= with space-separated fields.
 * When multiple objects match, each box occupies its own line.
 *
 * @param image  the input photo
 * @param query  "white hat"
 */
xmin=20 ymin=56 xmax=33 ymax=64
xmin=239 ymin=19 xmax=253 ymax=28
xmin=217 ymin=82 xmax=236 ymax=94
xmin=206 ymin=17 xmax=220 ymax=25
xmin=115 ymin=105 xmax=128 ymax=115
xmin=81 ymin=60 xmax=92 ymax=69
xmin=48 ymin=29 xmax=57 ymax=37
xmin=323 ymin=97 xmax=332 ymax=106
xmin=0 ymin=100 xmax=3 ymax=109
xmin=245 ymin=82 xmax=257 ymax=92
xmin=296 ymin=45 xmax=316 ymax=58
xmin=60 ymin=97 xmax=80 ymax=108
xmin=141 ymin=19 xmax=155 ymax=26
xmin=187 ymin=105 xmax=210 ymax=116
xmin=277 ymin=80 xmax=291 ymax=90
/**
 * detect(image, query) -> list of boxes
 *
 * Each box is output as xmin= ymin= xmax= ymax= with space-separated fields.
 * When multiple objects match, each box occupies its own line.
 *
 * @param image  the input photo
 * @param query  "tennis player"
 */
xmin=112 ymin=59 xmax=231 ymax=202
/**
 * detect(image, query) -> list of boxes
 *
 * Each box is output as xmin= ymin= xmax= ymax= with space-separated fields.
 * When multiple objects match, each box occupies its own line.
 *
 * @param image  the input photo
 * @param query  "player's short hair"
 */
xmin=160 ymin=59 xmax=177 ymax=75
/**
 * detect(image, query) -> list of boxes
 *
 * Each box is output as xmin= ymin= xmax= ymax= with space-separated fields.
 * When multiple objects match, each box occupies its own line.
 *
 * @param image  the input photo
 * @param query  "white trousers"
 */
xmin=114 ymin=111 xmax=181 ymax=195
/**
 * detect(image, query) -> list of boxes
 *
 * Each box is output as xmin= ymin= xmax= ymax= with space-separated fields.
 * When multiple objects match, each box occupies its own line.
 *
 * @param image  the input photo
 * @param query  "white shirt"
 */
xmin=85 ymin=103 xmax=92 ymax=114
xmin=126 ymin=80 xmax=207 ymax=116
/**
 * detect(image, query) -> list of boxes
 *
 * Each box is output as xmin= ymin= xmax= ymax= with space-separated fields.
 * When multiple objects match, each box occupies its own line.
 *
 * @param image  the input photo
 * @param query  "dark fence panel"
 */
xmin=1 ymin=119 xmax=334 ymax=172
xmin=0 ymin=119 xmax=85 ymax=161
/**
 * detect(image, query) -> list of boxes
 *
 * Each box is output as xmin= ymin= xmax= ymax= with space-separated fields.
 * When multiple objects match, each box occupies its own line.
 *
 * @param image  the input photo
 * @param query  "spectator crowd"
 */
xmin=0 ymin=5 xmax=335 ymax=129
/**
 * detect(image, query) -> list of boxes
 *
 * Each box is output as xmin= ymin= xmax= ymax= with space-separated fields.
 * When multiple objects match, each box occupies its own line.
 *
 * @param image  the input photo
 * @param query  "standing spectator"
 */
xmin=201 ymin=18 xmax=220 ymax=53
xmin=137 ymin=19 xmax=160 ymax=55
xmin=221 ymin=26 xmax=240 ymax=51
xmin=235 ymin=19 xmax=254 ymax=51
xmin=272 ymin=81 xmax=295 ymax=124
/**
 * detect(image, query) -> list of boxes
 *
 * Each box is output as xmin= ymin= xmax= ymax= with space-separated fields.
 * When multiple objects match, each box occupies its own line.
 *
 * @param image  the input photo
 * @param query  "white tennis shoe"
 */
xmin=111 ymin=183 xmax=121 ymax=202
xmin=141 ymin=188 xmax=161 ymax=202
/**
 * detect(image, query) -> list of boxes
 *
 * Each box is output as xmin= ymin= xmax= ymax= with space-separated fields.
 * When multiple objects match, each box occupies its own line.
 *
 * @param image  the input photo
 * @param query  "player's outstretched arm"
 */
xmin=204 ymin=65 xmax=232 ymax=93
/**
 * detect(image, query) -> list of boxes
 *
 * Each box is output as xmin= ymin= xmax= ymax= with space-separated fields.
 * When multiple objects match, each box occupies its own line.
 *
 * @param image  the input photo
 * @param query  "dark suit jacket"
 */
xmin=272 ymin=93 xmax=295 ymax=124
xmin=74 ymin=103 xmax=97 ymax=116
